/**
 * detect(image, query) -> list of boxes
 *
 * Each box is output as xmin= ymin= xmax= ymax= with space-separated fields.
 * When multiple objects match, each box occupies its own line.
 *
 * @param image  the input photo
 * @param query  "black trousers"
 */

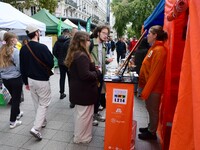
xmin=117 ymin=52 xmax=125 ymax=64
xmin=94 ymin=73 xmax=104 ymax=114
xmin=58 ymin=64 xmax=68 ymax=94
xmin=3 ymin=76 xmax=23 ymax=122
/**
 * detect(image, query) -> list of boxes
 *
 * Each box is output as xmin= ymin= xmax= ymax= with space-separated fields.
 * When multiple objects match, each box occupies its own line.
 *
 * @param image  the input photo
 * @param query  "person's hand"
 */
xmin=107 ymin=58 xmax=113 ymax=63
xmin=25 ymin=85 xmax=30 ymax=90
xmin=95 ymin=65 xmax=99 ymax=70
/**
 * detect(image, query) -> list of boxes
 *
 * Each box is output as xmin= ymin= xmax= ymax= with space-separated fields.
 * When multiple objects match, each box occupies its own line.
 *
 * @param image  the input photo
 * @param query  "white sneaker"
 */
xmin=93 ymin=119 xmax=99 ymax=126
xmin=16 ymin=111 xmax=23 ymax=120
xmin=98 ymin=106 xmax=104 ymax=111
xmin=30 ymin=128 xmax=42 ymax=140
xmin=10 ymin=120 xmax=22 ymax=129
xmin=94 ymin=113 xmax=105 ymax=122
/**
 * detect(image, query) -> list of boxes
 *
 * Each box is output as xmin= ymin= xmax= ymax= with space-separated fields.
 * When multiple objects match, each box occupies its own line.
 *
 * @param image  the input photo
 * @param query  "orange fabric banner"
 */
xmin=104 ymin=82 xmax=134 ymax=150
xmin=169 ymin=0 xmax=200 ymax=149
xmin=158 ymin=0 xmax=188 ymax=149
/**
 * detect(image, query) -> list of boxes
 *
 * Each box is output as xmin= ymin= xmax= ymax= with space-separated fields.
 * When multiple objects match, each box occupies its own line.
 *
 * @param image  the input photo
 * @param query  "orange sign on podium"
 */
xmin=104 ymin=82 xmax=134 ymax=150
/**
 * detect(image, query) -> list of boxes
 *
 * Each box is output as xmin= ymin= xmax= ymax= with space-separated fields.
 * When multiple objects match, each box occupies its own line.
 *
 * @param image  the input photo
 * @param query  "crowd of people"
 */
xmin=0 ymin=23 xmax=168 ymax=143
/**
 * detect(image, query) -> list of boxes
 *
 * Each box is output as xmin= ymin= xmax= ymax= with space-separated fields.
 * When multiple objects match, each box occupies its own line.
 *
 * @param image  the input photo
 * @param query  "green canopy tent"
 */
xmin=32 ymin=9 xmax=72 ymax=67
xmin=32 ymin=9 xmax=72 ymax=34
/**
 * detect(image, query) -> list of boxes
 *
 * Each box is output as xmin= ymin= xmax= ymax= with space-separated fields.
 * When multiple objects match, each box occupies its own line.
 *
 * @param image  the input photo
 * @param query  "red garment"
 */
xmin=138 ymin=41 xmax=168 ymax=100
xmin=129 ymin=40 xmax=137 ymax=51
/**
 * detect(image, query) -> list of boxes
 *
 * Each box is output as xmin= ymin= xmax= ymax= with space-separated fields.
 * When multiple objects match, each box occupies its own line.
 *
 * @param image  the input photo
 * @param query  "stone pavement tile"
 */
xmin=66 ymin=143 xmax=88 ymax=150
xmin=88 ymin=135 xmax=104 ymax=148
xmin=0 ymin=145 xmax=17 ymax=150
xmin=52 ymin=130 xmax=73 ymax=143
xmin=135 ymin=141 xmax=154 ymax=150
xmin=42 ymin=140 xmax=68 ymax=150
xmin=45 ymin=112 xmax=58 ymax=122
xmin=91 ymin=126 xmax=97 ymax=135
xmin=19 ymin=115 xmax=34 ymax=126
xmin=87 ymin=147 xmax=104 ymax=150
xmin=24 ymin=110 xmax=36 ymax=118
xmin=17 ymin=124 xmax=34 ymax=137
xmin=45 ymin=121 xmax=64 ymax=130
xmin=0 ymin=106 xmax=10 ymax=115
xmin=56 ymin=108 xmax=74 ymax=117
xmin=135 ymin=140 xmax=161 ymax=150
xmin=0 ymin=132 xmax=10 ymax=145
xmin=60 ymin=122 xmax=74 ymax=132
xmin=65 ymin=116 xmax=74 ymax=124
xmin=0 ymin=121 xmax=9 ymax=132
xmin=0 ymin=111 xmax=9 ymax=122
xmin=3 ymin=123 xmax=25 ymax=134
xmin=50 ymin=113 xmax=71 ymax=123
xmin=47 ymin=107 xmax=61 ymax=115
xmin=22 ymin=138 xmax=49 ymax=150
xmin=94 ymin=127 xmax=105 ymax=137
xmin=20 ymin=103 xmax=35 ymax=111
xmin=1 ymin=133 xmax=31 ymax=148
xmin=41 ymin=128 xmax=57 ymax=140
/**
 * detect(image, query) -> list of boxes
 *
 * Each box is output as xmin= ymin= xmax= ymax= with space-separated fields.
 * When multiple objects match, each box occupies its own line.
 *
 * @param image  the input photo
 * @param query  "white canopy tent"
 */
xmin=64 ymin=19 xmax=78 ymax=28
xmin=0 ymin=2 xmax=46 ymax=35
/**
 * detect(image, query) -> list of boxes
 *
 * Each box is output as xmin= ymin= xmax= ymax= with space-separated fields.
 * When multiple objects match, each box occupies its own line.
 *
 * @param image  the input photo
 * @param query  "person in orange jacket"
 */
xmin=137 ymin=25 xmax=168 ymax=140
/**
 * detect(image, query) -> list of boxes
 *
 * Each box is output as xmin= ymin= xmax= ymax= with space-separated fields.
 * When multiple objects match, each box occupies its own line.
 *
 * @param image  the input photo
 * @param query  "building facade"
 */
xmin=55 ymin=0 xmax=108 ymax=25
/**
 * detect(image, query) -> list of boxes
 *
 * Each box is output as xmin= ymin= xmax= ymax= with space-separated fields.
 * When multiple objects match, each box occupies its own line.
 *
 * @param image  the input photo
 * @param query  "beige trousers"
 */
xmin=74 ymin=104 xmax=94 ymax=143
xmin=28 ymin=78 xmax=51 ymax=131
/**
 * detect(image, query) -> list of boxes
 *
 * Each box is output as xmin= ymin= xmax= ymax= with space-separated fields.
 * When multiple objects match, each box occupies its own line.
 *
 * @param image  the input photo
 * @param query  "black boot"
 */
xmin=60 ymin=93 xmax=66 ymax=99
xmin=69 ymin=103 xmax=75 ymax=108
xmin=138 ymin=130 xmax=157 ymax=140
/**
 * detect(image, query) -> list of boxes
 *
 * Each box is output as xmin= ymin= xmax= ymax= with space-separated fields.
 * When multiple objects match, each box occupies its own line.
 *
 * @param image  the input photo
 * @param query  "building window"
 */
xmin=31 ymin=6 xmax=36 ymax=15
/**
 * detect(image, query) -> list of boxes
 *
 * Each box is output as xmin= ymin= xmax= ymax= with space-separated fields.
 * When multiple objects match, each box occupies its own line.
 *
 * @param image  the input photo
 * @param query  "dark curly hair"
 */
xmin=92 ymin=25 xmax=110 ymax=38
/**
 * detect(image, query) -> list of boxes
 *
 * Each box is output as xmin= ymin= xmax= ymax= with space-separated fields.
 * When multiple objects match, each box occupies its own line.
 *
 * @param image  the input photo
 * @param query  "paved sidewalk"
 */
xmin=0 ymin=67 xmax=161 ymax=150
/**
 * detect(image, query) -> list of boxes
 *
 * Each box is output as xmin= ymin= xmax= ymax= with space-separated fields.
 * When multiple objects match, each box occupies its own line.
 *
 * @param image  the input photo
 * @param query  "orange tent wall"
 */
xmin=169 ymin=0 xmax=200 ymax=149
xmin=158 ymin=0 xmax=188 ymax=149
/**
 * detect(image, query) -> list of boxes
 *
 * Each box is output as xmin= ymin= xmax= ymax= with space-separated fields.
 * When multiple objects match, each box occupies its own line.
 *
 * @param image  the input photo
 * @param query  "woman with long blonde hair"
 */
xmin=0 ymin=32 xmax=23 ymax=129
xmin=65 ymin=31 xmax=100 ymax=143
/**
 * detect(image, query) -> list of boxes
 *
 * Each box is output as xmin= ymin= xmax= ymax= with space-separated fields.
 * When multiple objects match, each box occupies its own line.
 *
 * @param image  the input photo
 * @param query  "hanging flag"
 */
xmin=86 ymin=16 xmax=91 ymax=33
xmin=57 ymin=17 xmax=62 ymax=36
xmin=78 ymin=20 xmax=81 ymax=31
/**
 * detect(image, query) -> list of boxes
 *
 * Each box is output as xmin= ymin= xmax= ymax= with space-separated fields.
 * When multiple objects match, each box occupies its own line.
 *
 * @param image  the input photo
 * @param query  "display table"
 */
xmin=104 ymin=76 xmax=135 ymax=150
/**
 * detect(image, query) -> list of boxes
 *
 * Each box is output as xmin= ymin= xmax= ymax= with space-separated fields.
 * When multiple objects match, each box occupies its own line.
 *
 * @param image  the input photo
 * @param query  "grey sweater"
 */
xmin=0 ymin=47 xmax=21 ymax=79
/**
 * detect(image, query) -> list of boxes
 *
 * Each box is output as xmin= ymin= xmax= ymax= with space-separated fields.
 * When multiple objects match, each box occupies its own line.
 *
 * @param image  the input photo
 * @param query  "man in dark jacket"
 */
xmin=53 ymin=29 xmax=70 ymax=100
xmin=116 ymin=37 xmax=127 ymax=64
xmin=20 ymin=24 xmax=54 ymax=140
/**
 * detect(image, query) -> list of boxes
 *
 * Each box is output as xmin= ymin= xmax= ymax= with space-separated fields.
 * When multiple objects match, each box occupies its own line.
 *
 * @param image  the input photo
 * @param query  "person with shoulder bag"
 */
xmin=20 ymin=24 xmax=54 ymax=140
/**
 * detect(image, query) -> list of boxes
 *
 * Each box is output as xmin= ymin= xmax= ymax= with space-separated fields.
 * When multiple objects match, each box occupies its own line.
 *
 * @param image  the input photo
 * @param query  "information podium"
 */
xmin=104 ymin=77 xmax=135 ymax=150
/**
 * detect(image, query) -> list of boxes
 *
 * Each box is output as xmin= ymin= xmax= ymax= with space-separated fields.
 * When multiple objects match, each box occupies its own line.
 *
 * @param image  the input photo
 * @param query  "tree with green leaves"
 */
xmin=1 ymin=0 xmax=58 ymax=14
xmin=111 ymin=0 xmax=160 ymax=37
xmin=35 ymin=0 xmax=58 ymax=13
